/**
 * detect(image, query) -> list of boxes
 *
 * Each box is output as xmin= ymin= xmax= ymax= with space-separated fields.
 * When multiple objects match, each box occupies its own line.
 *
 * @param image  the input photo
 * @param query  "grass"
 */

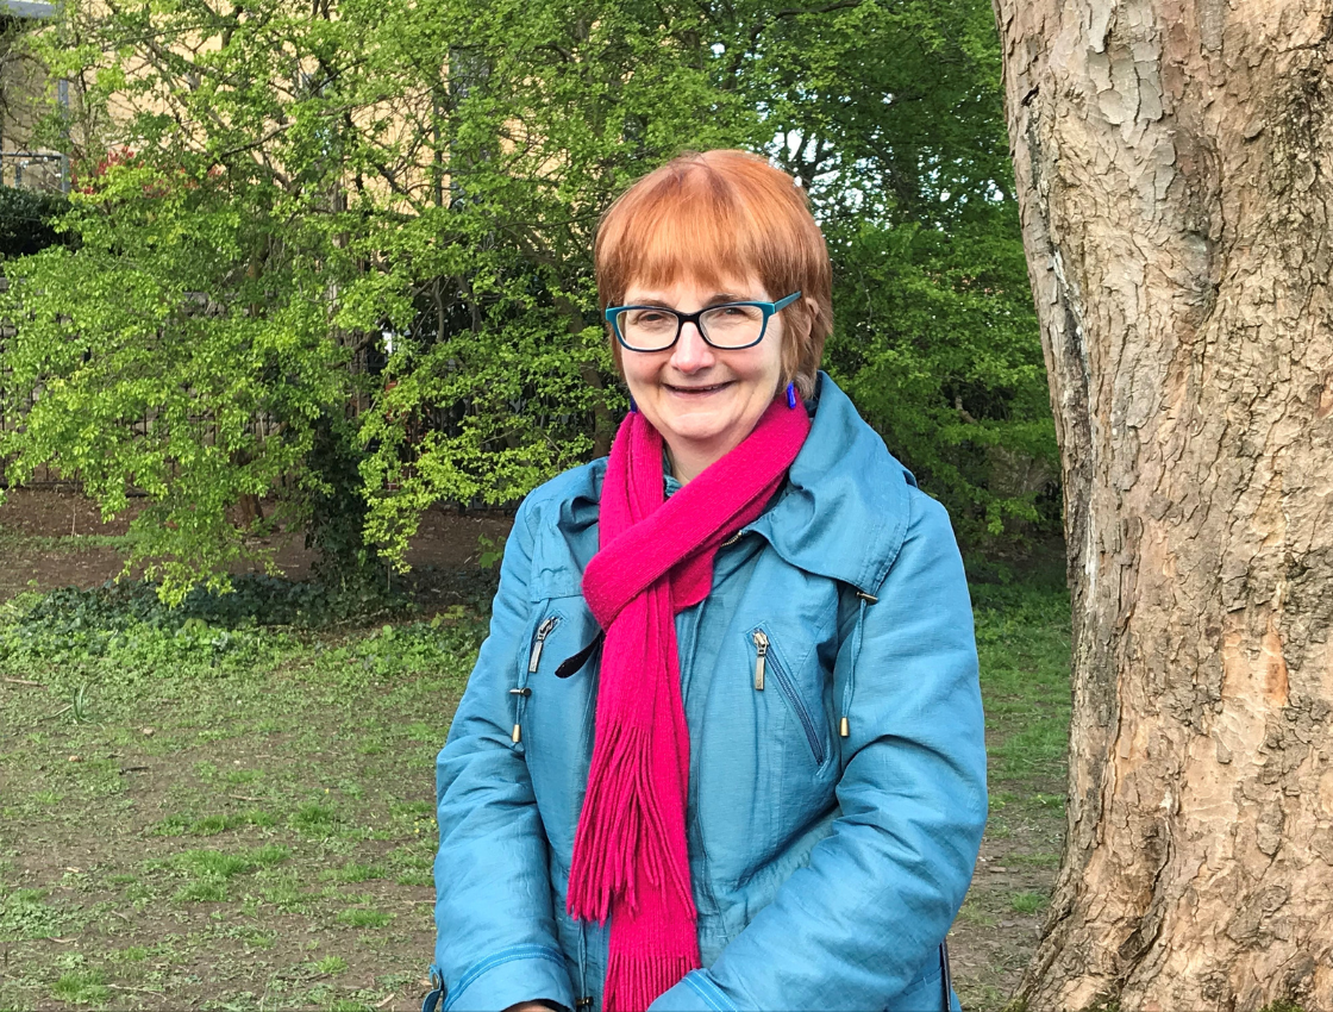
xmin=51 ymin=969 xmax=111 ymax=1004
xmin=0 ymin=530 xmax=140 ymax=554
xmin=291 ymin=803 xmax=341 ymax=834
xmin=173 ymin=849 xmax=259 ymax=880
xmin=1009 ymin=890 xmax=1049 ymax=914
xmin=174 ymin=878 xmax=231 ymax=902
xmin=323 ymin=861 xmax=387 ymax=884
xmin=336 ymin=908 xmax=393 ymax=928
xmin=0 ymin=556 xmax=1075 ymax=1012
xmin=0 ymin=574 xmax=486 ymax=1011
xmin=952 ymin=575 xmax=1072 ymax=1012
xmin=152 ymin=810 xmax=278 ymax=836
xmin=971 ymin=579 xmax=1072 ymax=790
xmin=0 ymin=887 xmax=73 ymax=940
xmin=316 ymin=954 xmax=350 ymax=975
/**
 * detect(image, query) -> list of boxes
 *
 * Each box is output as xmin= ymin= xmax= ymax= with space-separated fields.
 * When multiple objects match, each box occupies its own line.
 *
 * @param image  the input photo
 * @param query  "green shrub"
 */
xmin=0 ymin=186 xmax=71 ymax=260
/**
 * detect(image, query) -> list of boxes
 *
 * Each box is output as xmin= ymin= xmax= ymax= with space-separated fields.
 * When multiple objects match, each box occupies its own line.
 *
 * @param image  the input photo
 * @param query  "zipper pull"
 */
xmin=510 ymin=688 xmax=529 ymax=744
xmin=752 ymin=630 xmax=768 ymax=691
xmin=528 ymin=617 xmax=558 ymax=673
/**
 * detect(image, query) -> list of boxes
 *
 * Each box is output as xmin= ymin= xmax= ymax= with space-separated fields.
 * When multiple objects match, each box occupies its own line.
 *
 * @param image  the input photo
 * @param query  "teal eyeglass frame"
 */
xmin=604 ymin=291 xmax=801 ymax=352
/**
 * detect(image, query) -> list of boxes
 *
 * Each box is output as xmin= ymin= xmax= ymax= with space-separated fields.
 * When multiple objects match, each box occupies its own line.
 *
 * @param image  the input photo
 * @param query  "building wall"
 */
xmin=1 ymin=1 xmax=64 ymax=190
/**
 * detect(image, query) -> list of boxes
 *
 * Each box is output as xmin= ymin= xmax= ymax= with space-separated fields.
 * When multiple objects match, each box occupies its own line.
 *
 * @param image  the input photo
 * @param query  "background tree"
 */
xmin=1 ymin=0 xmax=1050 ymax=599
xmin=3 ymin=0 xmax=754 ymax=599
xmin=723 ymin=0 xmax=1057 ymax=550
xmin=0 ymin=186 xmax=69 ymax=257
xmin=994 ymin=0 xmax=1333 ymax=1007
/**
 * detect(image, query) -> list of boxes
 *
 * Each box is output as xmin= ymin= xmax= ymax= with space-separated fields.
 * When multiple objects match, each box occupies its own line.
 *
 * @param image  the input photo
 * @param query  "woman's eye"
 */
xmin=711 ymin=305 xmax=761 ymax=321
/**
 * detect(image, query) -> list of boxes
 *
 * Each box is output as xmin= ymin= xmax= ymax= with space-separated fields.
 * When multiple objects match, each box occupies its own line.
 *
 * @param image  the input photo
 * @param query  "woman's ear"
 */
xmin=802 ymin=295 xmax=823 ymax=337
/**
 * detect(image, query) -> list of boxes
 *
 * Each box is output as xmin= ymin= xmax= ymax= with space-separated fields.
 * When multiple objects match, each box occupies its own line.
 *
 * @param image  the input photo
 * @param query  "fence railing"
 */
xmin=0 ymin=150 xmax=68 ymax=192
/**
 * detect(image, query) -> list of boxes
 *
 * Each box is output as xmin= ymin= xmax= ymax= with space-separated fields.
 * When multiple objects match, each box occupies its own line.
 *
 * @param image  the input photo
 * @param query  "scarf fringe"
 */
xmin=567 ymin=723 xmax=694 ymax=922
xmin=603 ymin=949 xmax=697 ymax=1012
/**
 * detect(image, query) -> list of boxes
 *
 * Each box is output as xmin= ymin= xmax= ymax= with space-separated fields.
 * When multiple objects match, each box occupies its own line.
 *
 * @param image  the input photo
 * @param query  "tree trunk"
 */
xmin=992 ymin=1 xmax=1333 ymax=1008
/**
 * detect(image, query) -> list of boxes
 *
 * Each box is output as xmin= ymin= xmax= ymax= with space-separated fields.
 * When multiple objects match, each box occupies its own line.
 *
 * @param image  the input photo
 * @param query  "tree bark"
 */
xmin=992 ymin=1 xmax=1333 ymax=1008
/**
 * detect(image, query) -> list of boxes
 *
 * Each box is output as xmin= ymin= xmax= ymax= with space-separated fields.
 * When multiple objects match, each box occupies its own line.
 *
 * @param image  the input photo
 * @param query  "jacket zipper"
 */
xmin=753 ymin=628 xmax=826 ymax=766
xmin=513 ymin=615 xmax=559 ymax=743
xmin=751 ymin=630 xmax=768 ymax=691
xmin=529 ymin=616 xmax=559 ymax=673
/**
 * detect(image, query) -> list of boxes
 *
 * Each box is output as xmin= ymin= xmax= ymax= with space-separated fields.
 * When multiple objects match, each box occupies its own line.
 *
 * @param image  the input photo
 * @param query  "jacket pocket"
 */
xmin=521 ymin=597 xmax=599 ymax=860
xmin=750 ymin=626 xmax=826 ymax=767
xmin=511 ymin=612 xmax=560 ymax=748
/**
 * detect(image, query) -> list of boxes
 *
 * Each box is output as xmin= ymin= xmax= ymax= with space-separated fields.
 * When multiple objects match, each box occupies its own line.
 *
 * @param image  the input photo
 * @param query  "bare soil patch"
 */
xmin=0 ymin=487 xmax=513 ymax=598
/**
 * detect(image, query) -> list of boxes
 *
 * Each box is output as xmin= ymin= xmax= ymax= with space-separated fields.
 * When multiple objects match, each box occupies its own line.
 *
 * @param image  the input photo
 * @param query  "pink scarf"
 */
xmin=567 ymin=397 xmax=811 ymax=1011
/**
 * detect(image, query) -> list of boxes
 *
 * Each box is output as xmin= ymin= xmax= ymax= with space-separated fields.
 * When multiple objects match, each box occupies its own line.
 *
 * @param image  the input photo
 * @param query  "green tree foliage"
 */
xmin=1 ymin=0 xmax=756 ymax=599
xmin=725 ymin=0 xmax=1058 ymax=549
xmin=0 ymin=0 xmax=1050 ymax=599
xmin=829 ymin=221 xmax=1056 ymax=549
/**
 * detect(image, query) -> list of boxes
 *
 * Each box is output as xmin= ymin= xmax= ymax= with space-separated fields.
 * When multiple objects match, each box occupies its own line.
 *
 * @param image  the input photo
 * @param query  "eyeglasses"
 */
xmin=604 ymin=291 xmax=801 ymax=352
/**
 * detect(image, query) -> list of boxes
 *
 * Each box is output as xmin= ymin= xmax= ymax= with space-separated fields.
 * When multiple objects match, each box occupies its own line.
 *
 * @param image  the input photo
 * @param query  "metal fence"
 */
xmin=0 ymin=149 xmax=67 ymax=192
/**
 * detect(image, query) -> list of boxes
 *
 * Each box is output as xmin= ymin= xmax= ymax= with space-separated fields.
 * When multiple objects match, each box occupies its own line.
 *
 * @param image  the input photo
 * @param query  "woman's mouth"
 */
xmin=665 ymin=381 xmax=733 ymax=396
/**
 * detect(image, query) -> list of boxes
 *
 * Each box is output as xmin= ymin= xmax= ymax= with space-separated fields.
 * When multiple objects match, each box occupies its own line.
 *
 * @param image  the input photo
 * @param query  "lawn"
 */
xmin=0 ymin=538 xmax=1071 ymax=1011
xmin=0 ymin=575 xmax=489 ymax=1012
xmin=954 ymin=578 xmax=1073 ymax=1008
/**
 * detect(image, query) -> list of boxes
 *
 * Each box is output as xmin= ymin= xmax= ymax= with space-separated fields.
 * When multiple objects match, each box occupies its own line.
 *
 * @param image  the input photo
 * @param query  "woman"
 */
xmin=425 ymin=150 xmax=987 ymax=1012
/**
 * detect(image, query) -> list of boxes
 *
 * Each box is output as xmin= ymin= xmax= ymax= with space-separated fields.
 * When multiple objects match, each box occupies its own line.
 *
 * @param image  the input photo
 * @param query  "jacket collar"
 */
xmin=744 ymin=373 xmax=914 ymax=596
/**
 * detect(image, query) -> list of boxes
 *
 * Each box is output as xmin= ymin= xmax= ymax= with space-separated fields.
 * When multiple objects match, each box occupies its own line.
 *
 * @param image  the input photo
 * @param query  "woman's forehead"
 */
xmin=622 ymin=272 xmax=766 ymax=302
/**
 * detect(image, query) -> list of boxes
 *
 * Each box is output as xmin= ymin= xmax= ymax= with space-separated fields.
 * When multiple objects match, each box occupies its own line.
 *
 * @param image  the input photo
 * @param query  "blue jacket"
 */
xmin=428 ymin=374 xmax=987 ymax=1012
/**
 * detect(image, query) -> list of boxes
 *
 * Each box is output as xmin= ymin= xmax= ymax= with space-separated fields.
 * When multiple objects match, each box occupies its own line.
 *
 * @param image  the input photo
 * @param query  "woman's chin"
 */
xmin=656 ymin=412 xmax=737 ymax=450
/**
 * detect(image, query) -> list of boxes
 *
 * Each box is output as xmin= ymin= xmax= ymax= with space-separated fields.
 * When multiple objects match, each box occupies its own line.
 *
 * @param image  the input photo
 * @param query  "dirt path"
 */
xmin=0 ymin=488 xmax=514 ymax=598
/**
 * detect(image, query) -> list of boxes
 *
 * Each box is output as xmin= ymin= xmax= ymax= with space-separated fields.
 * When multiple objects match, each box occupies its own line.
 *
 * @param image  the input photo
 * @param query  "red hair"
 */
xmin=595 ymin=150 xmax=833 ymax=398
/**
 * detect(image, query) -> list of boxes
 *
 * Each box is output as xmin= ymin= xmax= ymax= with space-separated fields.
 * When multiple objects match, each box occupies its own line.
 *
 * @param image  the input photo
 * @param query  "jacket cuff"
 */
xmin=647 ymin=971 xmax=738 ymax=1012
xmin=443 ymin=945 xmax=574 ymax=1012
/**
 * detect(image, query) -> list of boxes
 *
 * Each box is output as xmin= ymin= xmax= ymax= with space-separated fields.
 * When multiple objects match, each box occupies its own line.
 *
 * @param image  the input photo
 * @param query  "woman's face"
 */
xmin=619 ymin=274 xmax=786 ymax=482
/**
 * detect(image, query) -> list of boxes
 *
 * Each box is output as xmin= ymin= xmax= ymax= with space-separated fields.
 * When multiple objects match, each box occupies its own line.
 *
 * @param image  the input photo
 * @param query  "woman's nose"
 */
xmin=669 ymin=321 xmax=715 ymax=373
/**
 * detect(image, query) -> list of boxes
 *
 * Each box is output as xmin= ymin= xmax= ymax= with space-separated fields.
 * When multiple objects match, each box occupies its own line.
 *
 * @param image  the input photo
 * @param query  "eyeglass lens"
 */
xmin=615 ymin=304 xmax=766 ymax=351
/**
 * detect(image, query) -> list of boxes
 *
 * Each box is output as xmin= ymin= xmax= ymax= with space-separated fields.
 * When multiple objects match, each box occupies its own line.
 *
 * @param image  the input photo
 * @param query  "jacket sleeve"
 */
xmin=429 ymin=497 xmax=575 ymax=1012
xmin=649 ymin=492 xmax=987 ymax=1012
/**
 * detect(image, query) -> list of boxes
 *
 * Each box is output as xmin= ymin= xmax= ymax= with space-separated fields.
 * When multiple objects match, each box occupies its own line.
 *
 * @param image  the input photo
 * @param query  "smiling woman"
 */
xmin=594 ymin=152 xmax=827 ymax=483
xmin=596 ymin=151 xmax=832 ymax=398
xmin=610 ymin=276 xmax=793 ymax=482
xmin=427 ymin=150 xmax=987 ymax=1012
